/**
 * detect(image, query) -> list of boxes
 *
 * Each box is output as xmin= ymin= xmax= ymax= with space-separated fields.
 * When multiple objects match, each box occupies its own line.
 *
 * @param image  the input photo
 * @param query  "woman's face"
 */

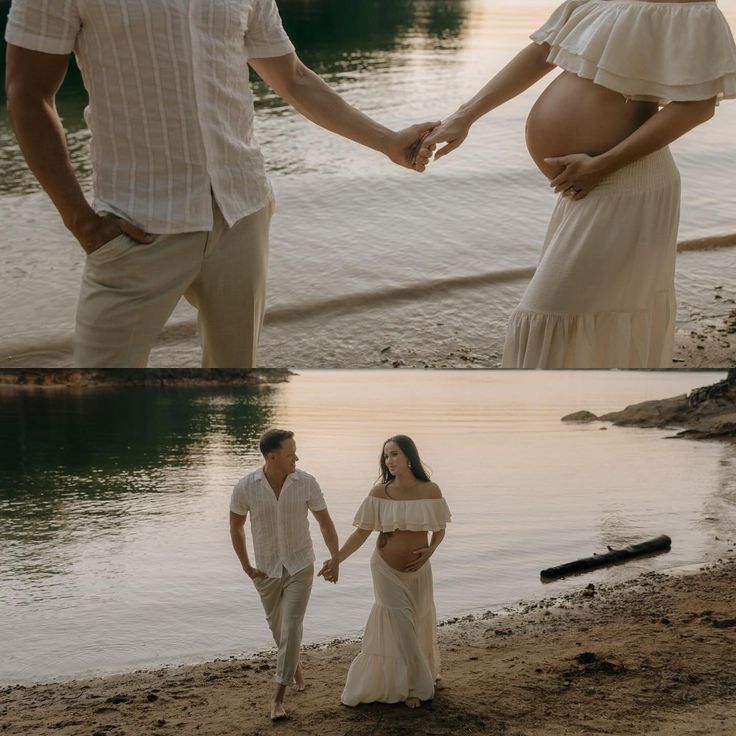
xmin=383 ymin=440 xmax=410 ymax=476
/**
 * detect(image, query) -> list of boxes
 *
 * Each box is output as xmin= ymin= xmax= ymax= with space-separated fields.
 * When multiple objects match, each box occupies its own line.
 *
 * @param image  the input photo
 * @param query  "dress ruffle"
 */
xmin=341 ymin=552 xmax=439 ymax=706
xmin=531 ymin=0 xmax=736 ymax=103
xmin=502 ymin=293 xmax=675 ymax=369
xmin=352 ymin=496 xmax=452 ymax=533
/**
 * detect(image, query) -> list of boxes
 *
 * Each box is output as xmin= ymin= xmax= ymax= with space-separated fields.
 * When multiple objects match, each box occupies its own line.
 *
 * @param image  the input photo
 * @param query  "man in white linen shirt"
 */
xmin=229 ymin=428 xmax=339 ymax=722
xmin=4 ymin=0 xmax=436 ymax=368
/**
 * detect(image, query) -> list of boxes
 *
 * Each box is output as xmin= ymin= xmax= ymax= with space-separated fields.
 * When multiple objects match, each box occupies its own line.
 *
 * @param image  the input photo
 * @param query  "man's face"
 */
xmin=269 ymin=438 xmax=298 ymax=476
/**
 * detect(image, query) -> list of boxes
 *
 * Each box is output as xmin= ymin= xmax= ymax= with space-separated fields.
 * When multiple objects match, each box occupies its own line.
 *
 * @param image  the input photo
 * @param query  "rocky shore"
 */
xmin=563 ymin=371 xmax=736 ymax=440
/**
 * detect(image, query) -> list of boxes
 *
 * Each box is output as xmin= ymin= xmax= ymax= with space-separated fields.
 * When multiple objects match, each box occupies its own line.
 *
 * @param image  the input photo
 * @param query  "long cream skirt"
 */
xmin=502 ymin=148 xmax=681 ymax=368
xmin=341 ymin=550 xmax=439 ymax=706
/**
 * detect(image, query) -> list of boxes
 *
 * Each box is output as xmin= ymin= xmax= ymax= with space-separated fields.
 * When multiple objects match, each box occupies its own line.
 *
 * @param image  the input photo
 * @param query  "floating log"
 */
xmin=540 ymin=535 xmax=672 ymax=581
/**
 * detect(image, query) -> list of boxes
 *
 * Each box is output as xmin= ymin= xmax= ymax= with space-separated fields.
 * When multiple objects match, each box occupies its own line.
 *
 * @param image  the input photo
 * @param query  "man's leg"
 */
xmin=184 ymin=201 xmax=272 ymax=368
xmin=253 ymin=565 xmax=313 ymax=720
xmin=74 ymin=231 xmax=206 ymax=367
xmin=274 ymin=564 xmax=314 ymax=687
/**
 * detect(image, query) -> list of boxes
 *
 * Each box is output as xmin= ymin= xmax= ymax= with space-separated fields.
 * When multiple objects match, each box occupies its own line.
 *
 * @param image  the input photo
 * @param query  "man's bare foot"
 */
xmin=405 ymin=697 xmax=421 ymax=709
xmin=270 ymin=701 xmax=287 ymax=721
xmin=294 ymin=663 xmax=305 ymax=692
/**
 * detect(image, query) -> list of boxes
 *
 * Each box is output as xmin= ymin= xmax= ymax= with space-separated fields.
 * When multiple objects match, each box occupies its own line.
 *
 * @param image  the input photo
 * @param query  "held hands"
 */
xmin=318 ymin=558 xmax=339 ymax=584
xmin=545 ymin=154 xmax=610 ymax=200
xmin=405 ymin=546 xmax=432 ymax=572
xmin=386 ymin=121 xmax=440 ymax=172
xmin=74 ymin=212 xmax=154 ymax=255
xmin=422 ymin=112 xmax=472 ymax=161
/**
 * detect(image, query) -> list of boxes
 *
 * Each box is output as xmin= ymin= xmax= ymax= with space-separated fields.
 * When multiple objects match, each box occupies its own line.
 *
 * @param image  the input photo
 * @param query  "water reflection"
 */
xmin=1 ymin=371 xmax=734 ymax=683
xmin=0 ymin=387 xmax=277 ymax=578
xmin=0 ymin=0 xmax=469 ymax=193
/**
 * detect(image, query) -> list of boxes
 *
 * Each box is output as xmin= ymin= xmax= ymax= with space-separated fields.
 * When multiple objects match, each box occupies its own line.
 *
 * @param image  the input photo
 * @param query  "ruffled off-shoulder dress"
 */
xmin=341 ymin=496 xmax=452 ymax=707
xmin=502 ymin=0 xmax=736 ymax=368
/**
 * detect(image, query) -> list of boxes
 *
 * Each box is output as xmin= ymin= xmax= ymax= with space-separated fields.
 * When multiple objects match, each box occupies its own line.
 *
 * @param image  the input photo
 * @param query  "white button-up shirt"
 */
xmin=5 ymin=0 xmax=295 ymax=233
xmin=230 ymin=467 xmax=327 ymax=579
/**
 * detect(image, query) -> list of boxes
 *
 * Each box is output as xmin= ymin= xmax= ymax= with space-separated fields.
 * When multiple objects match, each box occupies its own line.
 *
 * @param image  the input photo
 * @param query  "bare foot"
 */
xmin=294 ymin=663 xmax=305 ymax=692
xmin=405 ymin=697 xmax=421 ymax=709
xmin=270 ymin=701 xmax=287 ymax=721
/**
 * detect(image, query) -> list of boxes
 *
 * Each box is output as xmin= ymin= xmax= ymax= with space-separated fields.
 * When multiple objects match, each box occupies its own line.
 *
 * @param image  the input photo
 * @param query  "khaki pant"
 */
xmin=73 ymin=199 xmax=273 ymax=368
xmin=253 ymin=565 xmax=314 ymax=687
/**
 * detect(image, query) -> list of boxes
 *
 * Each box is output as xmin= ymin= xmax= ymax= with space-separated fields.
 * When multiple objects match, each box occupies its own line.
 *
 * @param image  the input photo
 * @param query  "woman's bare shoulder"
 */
xmin=419 ymin=481 xmax=443 ymax=499
xmin=369 ymin=483 xmax=388 ymax=498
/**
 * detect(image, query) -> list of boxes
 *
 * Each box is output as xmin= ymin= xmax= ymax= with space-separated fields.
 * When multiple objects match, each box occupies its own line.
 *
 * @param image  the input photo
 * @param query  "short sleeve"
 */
xmin=5 ymin=0 xmax=81 ymax=55
xmin=352 ymin=497 xmax=378 ymax=531
xmin=245 ymin=0 xmax=295 ymax=58
xmin=230 ymin=480 xmax=250 ymax=516
xmin=307 ymin=476 xmax=327 ymax=512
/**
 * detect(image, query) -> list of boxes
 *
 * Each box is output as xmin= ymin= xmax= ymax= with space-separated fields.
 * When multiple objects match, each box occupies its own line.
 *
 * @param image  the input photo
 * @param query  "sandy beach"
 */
xmin=4 ymin=548 xmax=735 ymax=736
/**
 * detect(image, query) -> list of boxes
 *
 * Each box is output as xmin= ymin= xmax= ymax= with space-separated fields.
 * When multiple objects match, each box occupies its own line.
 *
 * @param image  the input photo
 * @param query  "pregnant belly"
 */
xmin=526 ymin=72 xmax=658 ymax=180
xmin=378 ymin=530 xmax=430 ymax=572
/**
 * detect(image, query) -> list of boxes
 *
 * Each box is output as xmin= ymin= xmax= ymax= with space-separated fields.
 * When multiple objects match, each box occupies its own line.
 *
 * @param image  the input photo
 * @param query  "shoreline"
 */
xmin=5 ymin=553 xmax=735 ymax=736
xmin=0 ymin=368 xmax=292 ymax=387
xmin=1 ymin=307 xmax=733 ymax=370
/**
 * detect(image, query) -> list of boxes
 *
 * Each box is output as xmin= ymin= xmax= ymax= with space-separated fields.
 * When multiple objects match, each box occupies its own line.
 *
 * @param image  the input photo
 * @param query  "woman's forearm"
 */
xmin=598 ymin=98 xmax=716 ymax=174
xmin=428 ymin=530 xmax=445 ymax=554
xmin=456 ymin=42 xmax=555 ymax=125
xmin=337 ymin=528 xmax=372 ymax=563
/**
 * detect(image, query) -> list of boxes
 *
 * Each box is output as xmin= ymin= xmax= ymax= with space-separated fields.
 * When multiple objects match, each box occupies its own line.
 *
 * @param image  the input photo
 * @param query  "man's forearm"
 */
xmin=319 ymin=518 xmax=339 ymax=560
xmin=261 ymin=62 xmax=392 ymax=153
xmin=598 ymin=99 xmax=716 ymax=175
xmin=456 ymin=43 xmax=555 ymax=125
xmin=7 ymin=95 xmax=95 ymax=235
xmin=230 ymin=525 xmax=252 ymax=570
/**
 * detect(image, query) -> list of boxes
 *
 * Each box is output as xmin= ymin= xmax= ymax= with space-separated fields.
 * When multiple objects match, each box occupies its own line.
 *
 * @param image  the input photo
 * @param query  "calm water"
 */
xmin=1 ymin=1 xmax=736 ymax=365
xmin=1 ymin=370 xmax=735 ymax=684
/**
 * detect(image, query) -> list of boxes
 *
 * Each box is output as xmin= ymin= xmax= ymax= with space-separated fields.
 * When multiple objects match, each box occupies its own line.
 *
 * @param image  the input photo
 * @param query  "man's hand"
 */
xmin=545 ymin=154 xmax=610 ymax=200
xmin=405 ymin=546 xmax=432 ymax=572
xmin=318 ymin=558 xmax=339 ymax=584
xmin=244 ymin=564 xmax=267 ymax=580
xmin=74 ymin=213 xmax=154 ymax=255
xmin=385 ymin=122 xmax=440 ymax=172
xmin=422 ymin=113 xmax=472 ymax=161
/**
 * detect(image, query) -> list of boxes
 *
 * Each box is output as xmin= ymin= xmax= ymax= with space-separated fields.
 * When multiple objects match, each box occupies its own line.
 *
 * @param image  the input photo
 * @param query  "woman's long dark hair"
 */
xmin=378 ymin=435 xmax=431 ymax=484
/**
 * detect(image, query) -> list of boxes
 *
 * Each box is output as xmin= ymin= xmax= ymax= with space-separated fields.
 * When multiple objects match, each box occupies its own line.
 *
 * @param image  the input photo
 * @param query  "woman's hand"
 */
xmin=405 ymin=546 xmax=433 ymax=572
xmin=423 ymin=112 xmax=472 ymax=161
xmin=544 ymin=153 xmax=610 ymax=200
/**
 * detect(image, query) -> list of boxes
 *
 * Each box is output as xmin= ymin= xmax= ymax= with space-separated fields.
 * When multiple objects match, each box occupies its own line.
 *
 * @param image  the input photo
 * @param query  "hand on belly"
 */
xmin=379 ymin=530 xmax=431 ymax=571
xmin=526 ymin=72 xmax=657 ymax=181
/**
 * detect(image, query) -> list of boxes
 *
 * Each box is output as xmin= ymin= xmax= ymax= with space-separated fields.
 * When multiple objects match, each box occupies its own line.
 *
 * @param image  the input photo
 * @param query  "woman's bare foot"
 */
xmin=270 ymin=700 xmax=287 ymax=721
xmin=405 ymin=697 xmax=421 ymax=709
xmin=294 ymin=663 xmax=306 ymax=692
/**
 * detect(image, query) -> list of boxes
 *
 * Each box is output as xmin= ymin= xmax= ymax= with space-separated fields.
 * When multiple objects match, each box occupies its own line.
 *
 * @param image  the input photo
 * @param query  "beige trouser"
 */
xmin=253 ymin=564 xmax=314 ymax=687
xmin=73 ymin=199 xmax=273 ymax=368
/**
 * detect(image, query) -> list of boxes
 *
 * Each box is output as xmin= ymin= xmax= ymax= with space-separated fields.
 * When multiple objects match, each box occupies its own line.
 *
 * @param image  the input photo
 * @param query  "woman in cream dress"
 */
xmin=424 ymin=0 xmax=736 ymax=368
xmin=324 ymin=435 xmax=450 ymax=708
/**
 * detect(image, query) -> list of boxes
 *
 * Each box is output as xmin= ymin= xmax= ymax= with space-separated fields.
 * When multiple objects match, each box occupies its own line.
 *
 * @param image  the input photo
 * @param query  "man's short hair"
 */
xmin=259 ymin=429 xmax=294 ymax=457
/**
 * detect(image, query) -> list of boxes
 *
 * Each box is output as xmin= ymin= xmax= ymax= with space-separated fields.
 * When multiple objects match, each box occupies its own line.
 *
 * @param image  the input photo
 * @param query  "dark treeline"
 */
xmin=0 ymin=0 xmax=467 ymax=104
xmin=0 ymin=385 xmax=276 ymax=499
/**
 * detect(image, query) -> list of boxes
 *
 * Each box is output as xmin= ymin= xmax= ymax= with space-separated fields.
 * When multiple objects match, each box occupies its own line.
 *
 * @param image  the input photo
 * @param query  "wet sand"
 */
xmin=4 ymin=552 xmax=735 ymax=736
xmin=1 ymin=285 xmax=733 ymax=369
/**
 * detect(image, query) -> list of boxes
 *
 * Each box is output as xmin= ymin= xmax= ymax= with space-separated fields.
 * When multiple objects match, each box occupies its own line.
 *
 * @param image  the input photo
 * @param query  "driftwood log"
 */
xmin=540 ymin=535 xmax=672 ymax=581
